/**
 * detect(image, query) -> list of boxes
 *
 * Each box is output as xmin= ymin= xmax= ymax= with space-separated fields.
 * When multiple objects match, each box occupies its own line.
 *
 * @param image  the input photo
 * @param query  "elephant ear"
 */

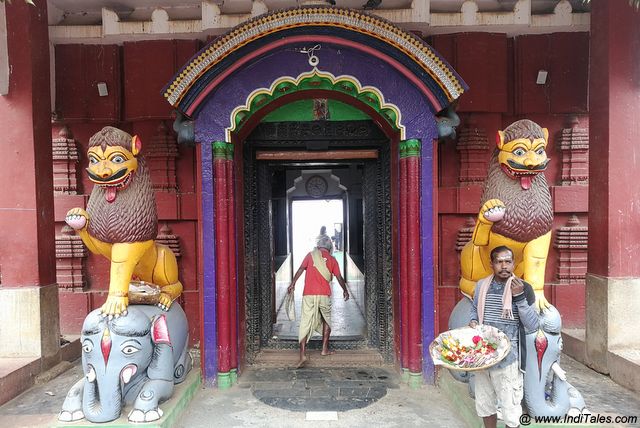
xmin=152 ymin=314 xmax=172 ymax=345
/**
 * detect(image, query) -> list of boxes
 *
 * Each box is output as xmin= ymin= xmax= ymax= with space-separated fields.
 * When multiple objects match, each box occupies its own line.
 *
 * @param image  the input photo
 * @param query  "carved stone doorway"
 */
xmin=242 ymin=120 xmax=394 ymax=363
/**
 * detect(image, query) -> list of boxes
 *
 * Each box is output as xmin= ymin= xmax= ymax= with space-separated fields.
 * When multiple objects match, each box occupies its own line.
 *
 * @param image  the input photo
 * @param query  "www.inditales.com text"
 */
xmin=519 ymin=412 xmax=638 ymax=425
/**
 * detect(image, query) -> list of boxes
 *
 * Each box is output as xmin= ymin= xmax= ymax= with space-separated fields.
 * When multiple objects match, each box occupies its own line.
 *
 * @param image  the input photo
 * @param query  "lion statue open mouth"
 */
xmin=460 ymin=119 xmax=553 ymax=310
xmin=65 ymin=126 xmax=183 ymax=316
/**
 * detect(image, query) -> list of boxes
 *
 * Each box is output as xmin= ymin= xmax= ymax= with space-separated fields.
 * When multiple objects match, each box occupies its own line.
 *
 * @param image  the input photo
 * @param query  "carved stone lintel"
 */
xmin=147 ymin=121 xmax=179 ymax=192
xmin=52 ymin=126 xmax=80 ymax=194
xmin=156 ymin=223 xmax=182 ymax=258
xmin=559 ymin=116 xmax=589 ymax=185
xmin=456 ymin=217 xmax=476 ymax=252
xmin=456 ymin=119 xmax=489 ymax=183
xmin=55 ymin=225 xmax=87 ymax=291
xmin=554 ymin=215 xmax=588 ymax=283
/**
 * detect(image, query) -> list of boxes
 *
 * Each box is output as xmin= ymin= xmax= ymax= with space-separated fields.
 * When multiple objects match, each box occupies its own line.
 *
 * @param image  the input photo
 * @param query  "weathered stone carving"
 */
xmin=55 ymin=225 xmax=87 ymax=291
xmin=455 ymin=217 xmax=476 ymax=252
xmin=456 ymin=118 xmax=489 ymax=183
xmin=553 ymin=215 xmax=588 ymax=284
xmin=147 ymin=121 xmax=179 ymax=192
xmin=558 ymin=117 xmax=588 ymax=186
xmin=52 ymin=126 xmax=80 ymax=194
xmin=156 ymin=224 xmax=182 ymax=258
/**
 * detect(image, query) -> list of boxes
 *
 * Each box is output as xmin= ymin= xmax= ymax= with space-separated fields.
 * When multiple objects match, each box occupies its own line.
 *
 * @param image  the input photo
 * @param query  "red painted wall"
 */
xmin=432 ymin=32 xmax=590 ymax=330
xmin=0 ymin=1 xmax=56 ymax=287
xmin=53 ymin=41 xmax=202 ymax=344
xmin=52 ymin=32 xmax=592 ymax=341
xmin=588 ymin=1 xmax=640 ymax=278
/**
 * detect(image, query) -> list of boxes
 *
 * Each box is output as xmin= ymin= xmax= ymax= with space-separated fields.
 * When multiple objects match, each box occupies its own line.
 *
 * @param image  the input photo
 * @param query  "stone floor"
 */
xmin=241 ymin=366 xmax=398 ymax=412
xmin=1 ymin=350 xmax=640 ymax=428
xmin=176 ymin=367 xmax=467 ymax=428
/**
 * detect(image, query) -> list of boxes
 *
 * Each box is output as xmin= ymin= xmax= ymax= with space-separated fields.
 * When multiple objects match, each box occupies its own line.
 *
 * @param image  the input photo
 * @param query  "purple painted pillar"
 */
xmin=421 ymin=138 xmax=436 ymax=384
xmin=200 ymin=142 xmax=218 ymax=384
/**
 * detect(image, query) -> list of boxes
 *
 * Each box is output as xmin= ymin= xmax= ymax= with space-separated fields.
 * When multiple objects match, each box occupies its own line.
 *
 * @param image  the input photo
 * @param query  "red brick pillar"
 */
xmin=0 ymin=1 xmax=60 ymax=363
xmin=586 ymin=0 xmax=640 ymax=391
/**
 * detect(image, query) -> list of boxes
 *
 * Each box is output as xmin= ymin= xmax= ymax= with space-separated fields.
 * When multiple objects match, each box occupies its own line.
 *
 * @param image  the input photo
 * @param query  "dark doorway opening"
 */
xmin=242 ymin=120 xmax=394 ymax=363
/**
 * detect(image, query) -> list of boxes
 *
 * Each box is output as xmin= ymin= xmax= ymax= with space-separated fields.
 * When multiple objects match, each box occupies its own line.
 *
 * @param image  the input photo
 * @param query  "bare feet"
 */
xmin=321 ymin=350 xmax=335 ymax=356
xmin=296 ymin=356 xmax=308 ymax=368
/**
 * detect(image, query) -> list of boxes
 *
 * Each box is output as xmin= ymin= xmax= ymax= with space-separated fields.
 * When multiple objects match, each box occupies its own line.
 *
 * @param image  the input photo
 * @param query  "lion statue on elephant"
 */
xmin=65 ymin=126 xmax=183 ymax=316
xmin=459 ymin=119 xmax=553 ymax=310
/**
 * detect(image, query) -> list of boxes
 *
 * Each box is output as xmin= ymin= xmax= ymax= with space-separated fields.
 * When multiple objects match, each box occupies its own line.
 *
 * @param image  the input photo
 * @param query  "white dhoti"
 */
xmin=298 ymin=295 xmax=332 ymax=343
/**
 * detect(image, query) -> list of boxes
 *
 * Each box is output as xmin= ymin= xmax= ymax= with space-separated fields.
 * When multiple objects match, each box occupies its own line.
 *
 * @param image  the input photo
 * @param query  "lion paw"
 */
xmin=157 ymin=293 xmax=174 ymax=312
xmin=480 ymin=199 xmax=506 ymax=224
xmin=100 ymin=296 xmax=129 ymax=318
xmin=65 ymin=208 xmax=89 ymax=231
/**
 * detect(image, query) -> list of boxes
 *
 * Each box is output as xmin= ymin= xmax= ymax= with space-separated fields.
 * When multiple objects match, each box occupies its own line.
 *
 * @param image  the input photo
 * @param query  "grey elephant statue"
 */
xmin=523 ymin=305 xmax=586 ymax=417
xmin=59 ymin=304 xmax=192 ymax=423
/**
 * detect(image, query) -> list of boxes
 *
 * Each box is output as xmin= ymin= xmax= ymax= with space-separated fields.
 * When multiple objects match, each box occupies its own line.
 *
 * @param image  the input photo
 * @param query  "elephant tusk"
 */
xmin=86 ymin=366 xmax=96 ymax=383
xmin=121 ymin=365 xmax=137 ymax=384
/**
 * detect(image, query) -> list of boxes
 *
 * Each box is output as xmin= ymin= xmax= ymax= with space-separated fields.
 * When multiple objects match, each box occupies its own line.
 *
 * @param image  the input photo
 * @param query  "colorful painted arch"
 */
xmin=164 ymin=6 xmax=467 ymax=117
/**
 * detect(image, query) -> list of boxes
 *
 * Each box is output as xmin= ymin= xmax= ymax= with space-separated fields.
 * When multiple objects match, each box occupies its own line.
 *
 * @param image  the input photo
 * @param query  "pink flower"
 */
xmin=472 ymin=335 xmax=482 ymax=345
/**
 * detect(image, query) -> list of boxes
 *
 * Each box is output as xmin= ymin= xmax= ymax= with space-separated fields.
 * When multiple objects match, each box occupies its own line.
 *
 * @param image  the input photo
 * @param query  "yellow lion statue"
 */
xmin=65 ymin=126 xmax=182 ymax=316
xmin=460 ymin=119 xmax=553 ymax=310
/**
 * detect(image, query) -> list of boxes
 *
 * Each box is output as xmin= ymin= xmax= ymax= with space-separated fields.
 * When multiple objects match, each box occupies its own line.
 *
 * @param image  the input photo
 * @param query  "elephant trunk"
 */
xmin=524 ymin=373 xmax=571 ymax=417
xmin=82 ymin=365 xmax=123 ymax=423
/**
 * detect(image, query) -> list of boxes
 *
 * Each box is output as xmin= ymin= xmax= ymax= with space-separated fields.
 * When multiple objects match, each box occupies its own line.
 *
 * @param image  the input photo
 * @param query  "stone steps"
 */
xmin=252 ymin=349 xmax=387 ymax=368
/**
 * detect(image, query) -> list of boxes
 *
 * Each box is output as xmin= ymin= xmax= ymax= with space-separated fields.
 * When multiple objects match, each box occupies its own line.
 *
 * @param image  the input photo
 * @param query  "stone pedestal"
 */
xmin=0 ymin=284 xmax=60 ymax=359
xmin=585 ymin=274 xmax=640 ymax=373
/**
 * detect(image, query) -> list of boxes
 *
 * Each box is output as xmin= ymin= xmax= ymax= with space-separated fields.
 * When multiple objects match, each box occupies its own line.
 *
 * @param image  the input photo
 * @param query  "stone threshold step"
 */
xmin=252 ymin=349 xmax=386 ymax=368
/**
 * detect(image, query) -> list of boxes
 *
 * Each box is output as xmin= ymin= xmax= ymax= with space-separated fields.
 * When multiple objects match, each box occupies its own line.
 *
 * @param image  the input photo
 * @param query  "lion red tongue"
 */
xmin=105 ymin=187 xmax=117 ymax=203
xmin=520 ymin=176 xmax=532 ymax=190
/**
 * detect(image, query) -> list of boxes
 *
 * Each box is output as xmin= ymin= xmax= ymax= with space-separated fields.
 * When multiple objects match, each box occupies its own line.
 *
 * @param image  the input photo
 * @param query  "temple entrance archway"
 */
xmin=164 ymin=6 xmax=466 ymax=386
xmin=242 ymin=118 xmax=394 ymax=362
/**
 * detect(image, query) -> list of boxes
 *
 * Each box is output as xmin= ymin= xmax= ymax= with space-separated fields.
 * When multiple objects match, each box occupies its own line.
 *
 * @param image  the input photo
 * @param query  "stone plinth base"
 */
xmin=585 ymin=274 xmax=640 ymax=374
xmin=0 ymin=284 xmax=60 ymax=358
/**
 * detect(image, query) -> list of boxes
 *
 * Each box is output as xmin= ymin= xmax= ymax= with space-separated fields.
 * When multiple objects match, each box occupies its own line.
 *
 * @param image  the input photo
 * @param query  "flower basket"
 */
xmin=429 ymin=325 xmax=511 ymax=371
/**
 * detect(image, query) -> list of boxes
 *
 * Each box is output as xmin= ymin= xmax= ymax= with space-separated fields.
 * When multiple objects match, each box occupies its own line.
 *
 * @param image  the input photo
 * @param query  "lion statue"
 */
xmin=459 ymin=119 xmax=553 ymax=310
xmin=65 ymin=126 xmax=183 ymax=316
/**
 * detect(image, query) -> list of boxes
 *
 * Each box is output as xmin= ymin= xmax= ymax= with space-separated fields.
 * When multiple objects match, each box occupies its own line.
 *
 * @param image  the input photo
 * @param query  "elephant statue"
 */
xmin=523 ymin=305 xmax=586 ymax=417
xmin=59 ymin=304 xmax=192 ymax=423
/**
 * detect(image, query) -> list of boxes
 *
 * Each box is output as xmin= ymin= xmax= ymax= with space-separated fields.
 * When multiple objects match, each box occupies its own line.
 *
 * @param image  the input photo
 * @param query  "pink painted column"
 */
xmin=585 ymin=0 xmax=640 ymax=391
xmin=0 ymin=0 xmax=60 ymax=365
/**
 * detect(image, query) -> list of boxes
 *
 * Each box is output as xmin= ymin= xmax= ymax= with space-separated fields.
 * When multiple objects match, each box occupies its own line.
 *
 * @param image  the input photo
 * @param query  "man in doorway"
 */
xmin=469 ymin=245 xmax=539 ymax=428
xmin=287 ymin=233 xmax=349 ymax=368
xmin=318 ymin=225 xmax=332 ymax=252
